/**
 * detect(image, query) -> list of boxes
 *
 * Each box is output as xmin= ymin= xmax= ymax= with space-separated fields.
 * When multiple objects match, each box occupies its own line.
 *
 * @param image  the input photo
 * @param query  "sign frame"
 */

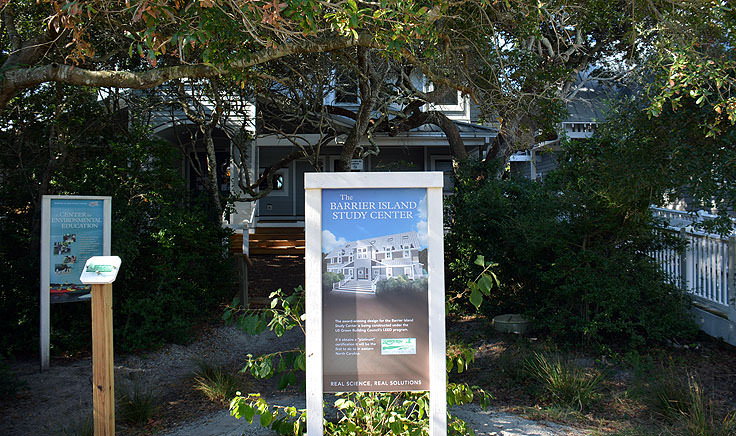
xmin=305 ymin=172 xmax=446 ymax=436
xmin=40 ymin=195 xmax=112 ymax=370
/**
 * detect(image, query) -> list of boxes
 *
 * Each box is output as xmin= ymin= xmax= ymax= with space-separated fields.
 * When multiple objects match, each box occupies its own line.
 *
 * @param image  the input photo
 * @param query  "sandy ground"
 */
xmin=1 ymin=322 xmax=589 ymax=436
xmin=159 ymin=395 xmax=588 ymax=436
xmin=0 ymin=326 xmax=302 ymax=436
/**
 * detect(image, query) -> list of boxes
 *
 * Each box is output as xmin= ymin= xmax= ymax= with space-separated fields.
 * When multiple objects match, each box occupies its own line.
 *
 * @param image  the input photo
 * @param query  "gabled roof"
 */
xmin=325 ymin=231 xmax=422 ymax=258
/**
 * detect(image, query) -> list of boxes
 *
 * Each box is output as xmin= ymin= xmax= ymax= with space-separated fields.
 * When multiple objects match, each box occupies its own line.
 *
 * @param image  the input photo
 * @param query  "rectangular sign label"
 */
xmin=49 ymin=199 xmax=105 ymax=303
xmin=321 ymin=187 xmax=429 ymax=392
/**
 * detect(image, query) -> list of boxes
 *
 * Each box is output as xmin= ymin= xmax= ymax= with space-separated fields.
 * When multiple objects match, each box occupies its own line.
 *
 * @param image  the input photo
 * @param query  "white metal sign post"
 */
xmin=40 ymin=195 xmax=111 ymax=370
xmin=81 ymin=256 xmax=121 ymax=436
xmin=305 ymin=172 xmax=446 ymax=436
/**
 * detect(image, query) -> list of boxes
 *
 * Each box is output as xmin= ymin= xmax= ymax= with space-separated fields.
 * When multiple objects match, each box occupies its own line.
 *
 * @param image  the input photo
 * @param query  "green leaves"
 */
xmin=465 ymin=255 xmax=500 ymax=310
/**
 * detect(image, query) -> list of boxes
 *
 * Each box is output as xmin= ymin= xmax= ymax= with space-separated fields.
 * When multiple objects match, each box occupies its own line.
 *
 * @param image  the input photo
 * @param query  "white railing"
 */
xmin=652 ymin=207 xmax=736 ymax=231
xmin=652 ymin=208 xmax=735 ymax=311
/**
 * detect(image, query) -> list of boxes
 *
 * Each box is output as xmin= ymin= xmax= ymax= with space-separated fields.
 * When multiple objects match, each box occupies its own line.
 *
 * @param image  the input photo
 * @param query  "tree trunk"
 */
xmin=203 ymin=126 xmax=222 ymax=221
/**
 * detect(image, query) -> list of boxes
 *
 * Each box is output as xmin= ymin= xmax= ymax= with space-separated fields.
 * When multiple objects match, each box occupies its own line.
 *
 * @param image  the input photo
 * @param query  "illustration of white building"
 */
xmin=325 ymin=231 xmax=426 ymax=293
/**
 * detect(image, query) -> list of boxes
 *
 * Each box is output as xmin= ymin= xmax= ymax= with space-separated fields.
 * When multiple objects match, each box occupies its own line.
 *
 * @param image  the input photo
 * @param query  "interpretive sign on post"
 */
xmin=305 ymin=172 xmax=446 ymax=436
xmin=81 ymin=256 xmax=121 ymax=436
xmin=40 ymin=195 xmax=111 ymax=370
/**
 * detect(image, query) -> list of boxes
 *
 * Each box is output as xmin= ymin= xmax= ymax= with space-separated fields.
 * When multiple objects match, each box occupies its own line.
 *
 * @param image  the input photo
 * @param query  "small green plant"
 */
xmin=193 ymin=361 xmax=241 ymax=403
xmin=524 ymin=352 xmax=602 ymax=411
xmin=446 ymin=339 xmax=476 ymax=374
xmin=116 ymin=380 xmax=158 ymax=425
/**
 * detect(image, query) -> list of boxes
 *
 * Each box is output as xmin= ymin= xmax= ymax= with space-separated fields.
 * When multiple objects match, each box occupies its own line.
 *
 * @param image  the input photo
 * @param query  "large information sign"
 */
xmin=322 ymin=188 xmax=429 ymax=392
xmin=305 ymin=173 xmax=446 ymax=436
xmin=40 ymin=195 xmax=111 ymax=370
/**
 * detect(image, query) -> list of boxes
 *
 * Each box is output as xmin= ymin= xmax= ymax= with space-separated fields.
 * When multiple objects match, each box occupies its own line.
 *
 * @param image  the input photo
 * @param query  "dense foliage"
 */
xmin=446 ymin=159 xmax=697 ymax=349
xmin=574 ymin=96 xmax=736 ymax=233
xmin=0 ymin=86 xmax=233 ymax=355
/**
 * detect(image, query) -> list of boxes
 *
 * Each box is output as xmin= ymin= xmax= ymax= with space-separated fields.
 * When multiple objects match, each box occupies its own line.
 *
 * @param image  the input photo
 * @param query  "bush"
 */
xmin=374 ymin=275 xmax=428 ymax=295
xmin=0 ymin=112 xmax=233 ymax=355
xmin=446 ymin=159 xmax=697 ymax=349
xmin=322 ymin=272 xmax=344 ymax=292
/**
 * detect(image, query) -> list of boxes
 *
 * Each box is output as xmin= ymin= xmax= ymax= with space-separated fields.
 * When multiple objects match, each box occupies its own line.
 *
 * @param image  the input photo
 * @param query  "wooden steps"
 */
xmin=248 ymin=227 xmax=305 ymax=255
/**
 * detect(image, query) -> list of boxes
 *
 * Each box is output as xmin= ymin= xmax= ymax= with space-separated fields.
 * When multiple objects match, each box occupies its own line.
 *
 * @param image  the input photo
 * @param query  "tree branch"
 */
xmin=0 ymin=33 xmax=379 ymax=112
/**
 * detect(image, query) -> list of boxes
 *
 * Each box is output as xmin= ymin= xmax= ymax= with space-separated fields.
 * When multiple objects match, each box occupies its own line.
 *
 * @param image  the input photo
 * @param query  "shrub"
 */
xmin=374 ymin=276 xmax=428 ymax=295
xmin=322 ymin=272 xmax=344 ymax=292
xmin=446 ymin=159 xmax=697 ymax=349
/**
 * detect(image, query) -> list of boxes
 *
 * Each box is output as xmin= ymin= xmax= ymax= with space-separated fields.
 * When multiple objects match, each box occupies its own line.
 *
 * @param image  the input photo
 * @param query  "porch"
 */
xmin=652 ymin=207 xmax=736 ymax=346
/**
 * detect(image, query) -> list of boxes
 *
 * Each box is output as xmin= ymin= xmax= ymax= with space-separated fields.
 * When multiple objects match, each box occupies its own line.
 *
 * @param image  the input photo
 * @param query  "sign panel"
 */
xmin=322 ymin=187 xmax=429 ymax=392
xmin=48 ymin=198 xmax=106 ymax=303
xmin=80 ymin=256 xmax=122 ymax=284
xmin=40 ymin=195 xmax=111 ymax=370
xmin=350 ymin=159 xmax=364 ymax=171
xmin=305 ymin=172 xmax=446 ymax=436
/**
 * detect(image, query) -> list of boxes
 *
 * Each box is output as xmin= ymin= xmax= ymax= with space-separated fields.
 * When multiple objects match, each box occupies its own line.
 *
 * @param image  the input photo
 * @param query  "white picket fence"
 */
xmin=651 ymin=207 xmax=735 ymax=311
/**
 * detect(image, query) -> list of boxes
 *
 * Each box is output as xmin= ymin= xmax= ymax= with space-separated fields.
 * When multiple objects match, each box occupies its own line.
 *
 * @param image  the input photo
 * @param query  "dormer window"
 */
xmin=428 ymin=83 xmax=459 ymax=106
xmin=423 ymin=78 xmax=468 ymax=118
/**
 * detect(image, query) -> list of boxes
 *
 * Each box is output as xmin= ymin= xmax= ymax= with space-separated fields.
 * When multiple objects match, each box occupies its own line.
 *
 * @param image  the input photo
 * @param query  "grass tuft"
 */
xmin=116 ymin=379 xmax=159 ymax=425
xmin=643 ymin=366 xmax=691 ymax=418
xmin=193 ymin=361 xmax=241 ymax=403
xmin=524 ymin=352 xmax=602 ymax=411
xmin=681 ymin=378 xmax=736 ymax=436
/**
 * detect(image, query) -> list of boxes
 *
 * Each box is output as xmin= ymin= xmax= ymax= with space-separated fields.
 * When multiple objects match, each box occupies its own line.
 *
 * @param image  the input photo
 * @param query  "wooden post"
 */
xmin=238 ymin=256 xmax=249 ymax=308
xmin=91 ymin=283 xmax=115 ymax=436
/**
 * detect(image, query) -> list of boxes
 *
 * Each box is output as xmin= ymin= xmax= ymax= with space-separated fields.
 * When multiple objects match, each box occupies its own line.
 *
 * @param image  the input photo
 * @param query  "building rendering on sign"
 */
xmin=325 ymin=231 xmax=426 ymax=293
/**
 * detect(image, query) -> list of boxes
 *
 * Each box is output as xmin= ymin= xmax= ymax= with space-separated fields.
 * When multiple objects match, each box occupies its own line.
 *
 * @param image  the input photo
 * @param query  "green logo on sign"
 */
xmin=86 ymin=264 xmax=114 ymax=273
xmin=381 ymin=338 xmax=416 ymax=355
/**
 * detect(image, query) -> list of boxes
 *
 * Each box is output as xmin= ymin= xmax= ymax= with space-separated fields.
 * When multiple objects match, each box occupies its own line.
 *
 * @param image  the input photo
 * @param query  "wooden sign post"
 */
xmin=80 ymin=256 xmax=121 ymax=436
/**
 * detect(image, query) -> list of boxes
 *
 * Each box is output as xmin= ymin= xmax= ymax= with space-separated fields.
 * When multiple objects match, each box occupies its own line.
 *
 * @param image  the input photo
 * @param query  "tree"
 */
xmin=3 ymin=0 xmax=735 ymax=179
xmin=0 ymin=0 xmax=445 ymax=109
